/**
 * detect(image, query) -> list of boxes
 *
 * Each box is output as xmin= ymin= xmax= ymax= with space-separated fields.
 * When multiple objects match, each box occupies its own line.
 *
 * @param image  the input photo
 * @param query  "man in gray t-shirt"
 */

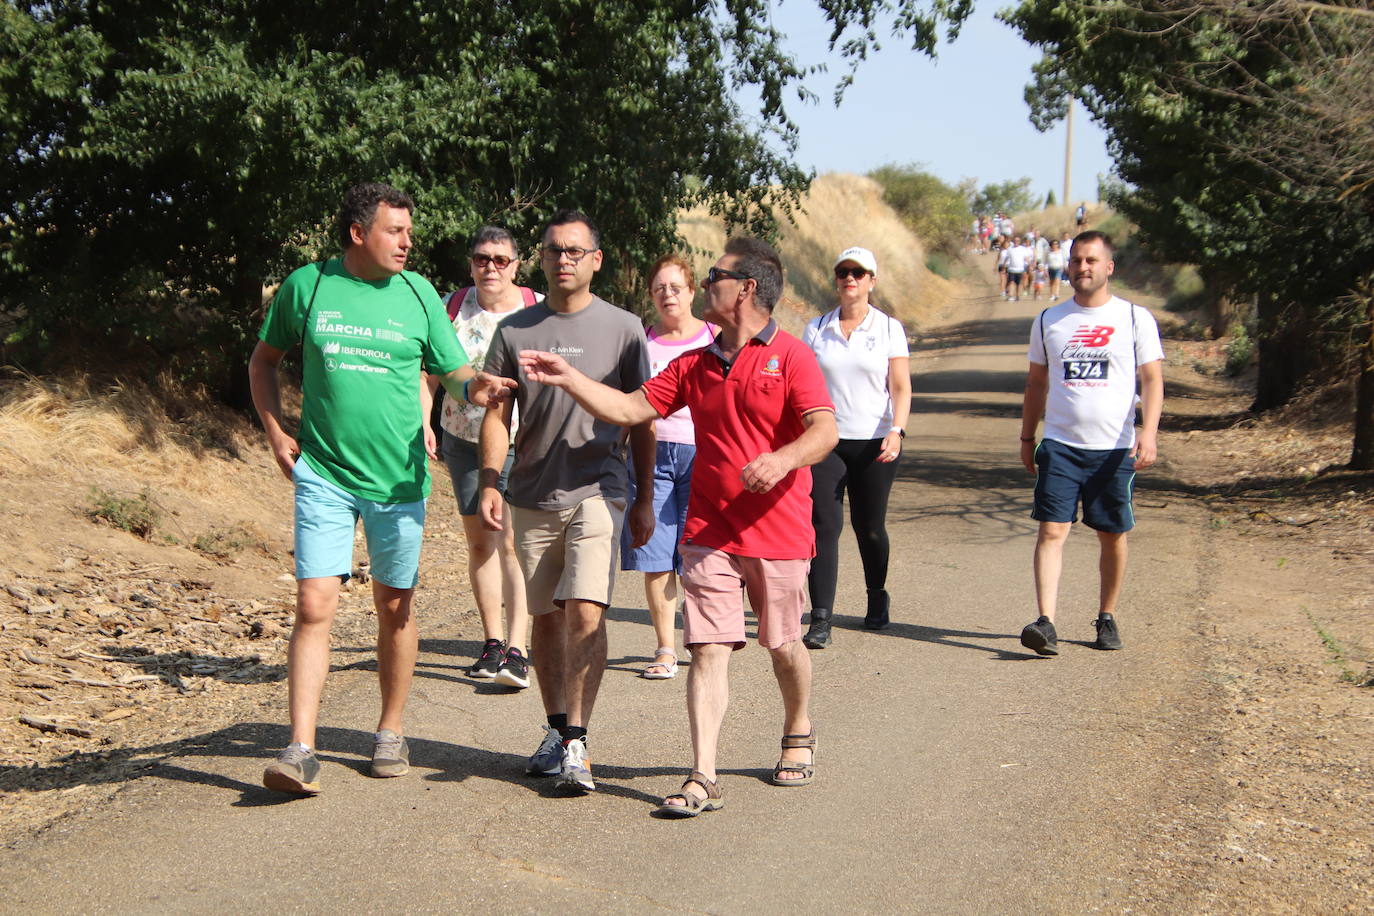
xmin=479 ymin=210 xmax=653 ymax=795
xmin=485 ymin=296 xmax=649 ymax=509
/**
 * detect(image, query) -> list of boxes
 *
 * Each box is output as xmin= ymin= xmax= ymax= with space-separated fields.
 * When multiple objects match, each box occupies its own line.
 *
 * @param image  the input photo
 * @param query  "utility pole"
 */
xmin=1064 ymin=98 xmax=1074 ymax=206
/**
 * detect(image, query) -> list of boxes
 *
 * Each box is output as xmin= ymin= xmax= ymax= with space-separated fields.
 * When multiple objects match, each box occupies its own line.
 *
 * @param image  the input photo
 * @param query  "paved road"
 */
xmin=2 ymin=291 xmax=1209 ymax=914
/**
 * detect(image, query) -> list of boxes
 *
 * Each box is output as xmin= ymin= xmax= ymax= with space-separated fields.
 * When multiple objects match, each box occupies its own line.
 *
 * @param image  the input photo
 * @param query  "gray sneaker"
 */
xmin=526 ymin=725 xmax=563 ymax=776
xmin=263 ymin=743 xmax=321 ymax=795
xmin=370 ymin=729 xmax=410 ymax=778
xmin=556 ymin=737 xmax=595 ymax=794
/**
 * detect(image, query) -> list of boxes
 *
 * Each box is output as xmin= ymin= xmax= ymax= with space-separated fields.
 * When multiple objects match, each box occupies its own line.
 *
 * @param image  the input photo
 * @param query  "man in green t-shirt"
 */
xmin=248 ymin=183 xmax=512 ymax=796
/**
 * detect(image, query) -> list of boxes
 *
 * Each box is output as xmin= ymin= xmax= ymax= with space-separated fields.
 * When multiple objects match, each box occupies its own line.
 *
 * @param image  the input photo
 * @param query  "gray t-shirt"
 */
xmin=485 ymin=296 xmax=650 ymax=510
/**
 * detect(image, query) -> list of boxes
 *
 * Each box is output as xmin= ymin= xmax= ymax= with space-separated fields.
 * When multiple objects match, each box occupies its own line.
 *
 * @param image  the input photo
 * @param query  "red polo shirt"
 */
xmin=641 ymin=320 xmax=834 ymax=559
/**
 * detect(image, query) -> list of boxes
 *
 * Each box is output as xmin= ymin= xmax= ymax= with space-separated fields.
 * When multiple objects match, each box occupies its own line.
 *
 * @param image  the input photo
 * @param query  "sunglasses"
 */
xmin=702 ymin=266 xmax=750 ymax=286
xmin=834 ymin=266 xmax=870 ymax=280
xmin=471 ymin=254 xmax=515 ymax=269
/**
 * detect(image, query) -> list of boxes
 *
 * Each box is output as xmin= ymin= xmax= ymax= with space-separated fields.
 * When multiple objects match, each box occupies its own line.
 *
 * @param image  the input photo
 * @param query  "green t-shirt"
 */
xmin=258 ymin=258 xmax=468 ymax=503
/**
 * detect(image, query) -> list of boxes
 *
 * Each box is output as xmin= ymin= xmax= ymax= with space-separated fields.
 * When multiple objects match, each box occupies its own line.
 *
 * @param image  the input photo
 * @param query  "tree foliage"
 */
xmin=1001 ymin=1 xmax=1374 ymax=442
xmin=0 ymin=0 xmax=847 ymax=396
xmin=969 ymin=177 xmax=1037 ymax=218
xmin=867 ymin=163 xmax=971 ymax=254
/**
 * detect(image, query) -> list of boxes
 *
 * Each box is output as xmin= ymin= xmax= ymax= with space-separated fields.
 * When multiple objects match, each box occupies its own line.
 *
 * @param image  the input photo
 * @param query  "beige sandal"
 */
xmin=770 ymin=731 xmax=816 ymax=787
xmin=655 ymin=771 xmax=724 ymax=818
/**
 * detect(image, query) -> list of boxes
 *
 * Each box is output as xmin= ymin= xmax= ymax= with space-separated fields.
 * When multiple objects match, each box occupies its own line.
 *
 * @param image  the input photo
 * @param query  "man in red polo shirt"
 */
xmin=517 ymin=237 xmax=837 ymax=817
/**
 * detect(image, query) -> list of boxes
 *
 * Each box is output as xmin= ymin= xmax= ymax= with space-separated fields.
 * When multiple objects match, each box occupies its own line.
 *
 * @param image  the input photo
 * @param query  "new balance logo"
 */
xmin=1068 ymin=325 xmax=1114 ymax=348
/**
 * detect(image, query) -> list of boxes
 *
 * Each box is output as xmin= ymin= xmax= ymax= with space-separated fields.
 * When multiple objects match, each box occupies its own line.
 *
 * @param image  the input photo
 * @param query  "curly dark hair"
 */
xmin=335 ymin=183 xmax=415 ymax=249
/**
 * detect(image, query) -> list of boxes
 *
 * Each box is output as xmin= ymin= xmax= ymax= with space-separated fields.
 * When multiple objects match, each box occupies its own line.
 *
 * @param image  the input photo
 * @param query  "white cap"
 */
xmin=834 ymin=246 xmax=878 ymax=276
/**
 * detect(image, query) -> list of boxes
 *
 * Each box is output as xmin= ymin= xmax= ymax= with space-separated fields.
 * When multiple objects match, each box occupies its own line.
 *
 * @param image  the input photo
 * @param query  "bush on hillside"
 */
xmin=868 ymin=164 xmax=972 ymax=255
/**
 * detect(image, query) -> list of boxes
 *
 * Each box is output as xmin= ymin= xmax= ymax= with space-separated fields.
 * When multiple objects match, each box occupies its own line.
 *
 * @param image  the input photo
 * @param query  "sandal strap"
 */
xmin=654 ymin=647 xmax=677 ymax=660
xmin=781 ymin=731 xmax=817 ymax=750
xmin=683 ymin=770 xmax=720 ymax=799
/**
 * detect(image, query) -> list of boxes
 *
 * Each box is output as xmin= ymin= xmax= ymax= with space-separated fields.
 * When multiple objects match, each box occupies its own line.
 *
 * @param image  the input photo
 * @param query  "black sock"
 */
xmin=547 ymin=713 xmax=568 ymax=731
xmin=561 ymin=726 xmax=587 ymax=744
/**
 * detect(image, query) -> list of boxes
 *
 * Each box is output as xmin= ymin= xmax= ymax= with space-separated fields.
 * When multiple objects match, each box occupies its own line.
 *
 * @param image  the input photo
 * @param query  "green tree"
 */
xmin=0 ymin=0 xmax=852 ymax=399
xmin=969 ymin=177 xmax=1037 ymax=218
xmin=1001 ymin=0 xmax=1374 ymax=464
xmin=868 ymin=163 xmax=971 ymax=254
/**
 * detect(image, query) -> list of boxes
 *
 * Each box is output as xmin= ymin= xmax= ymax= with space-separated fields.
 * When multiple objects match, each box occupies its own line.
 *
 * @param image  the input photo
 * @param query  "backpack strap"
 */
xmin=447 ymin=286 xmax=536 ymax=319
xmin=1038 ymin=308 xmax=1049 ymax=364
xmin=298 ymin=260 xmax=329 ymax=347
xmin=447 ymin=287 xmax=471 ymax=321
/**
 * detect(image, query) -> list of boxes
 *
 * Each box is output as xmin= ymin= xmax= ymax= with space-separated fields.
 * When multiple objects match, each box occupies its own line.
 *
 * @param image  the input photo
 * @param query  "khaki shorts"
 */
xmin=511 ymin=496 xmax=625 ymax=614
xmin=679 ymin=543 xmax=808 ymax=650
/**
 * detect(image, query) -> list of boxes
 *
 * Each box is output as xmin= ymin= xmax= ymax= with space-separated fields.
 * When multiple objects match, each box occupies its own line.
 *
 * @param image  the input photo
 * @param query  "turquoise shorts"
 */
xmin=292 ymin=456 xmax=426 ymax=588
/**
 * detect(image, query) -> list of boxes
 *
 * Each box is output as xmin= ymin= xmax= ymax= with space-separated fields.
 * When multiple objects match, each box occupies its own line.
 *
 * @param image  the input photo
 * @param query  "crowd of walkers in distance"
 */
xmin=972 ymin=203 xmax=1091 ymax=303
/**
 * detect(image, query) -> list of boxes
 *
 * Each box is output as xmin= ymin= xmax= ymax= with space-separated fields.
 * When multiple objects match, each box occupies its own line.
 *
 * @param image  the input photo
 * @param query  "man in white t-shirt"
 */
xmin=1004 ymin=238 xmax=1033 ymax=302
xmin=1018 ymin=231 xmax=1164 ymax=655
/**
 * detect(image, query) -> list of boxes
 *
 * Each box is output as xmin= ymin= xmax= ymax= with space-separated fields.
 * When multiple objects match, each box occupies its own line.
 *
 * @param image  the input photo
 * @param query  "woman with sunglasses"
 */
xmin=800 ymin=246 xmax=911 ymax=648
xmin=621 ymin=254 xmax=716 ymax=679
xmin=423 ymin=226 xmax=540 ymax=688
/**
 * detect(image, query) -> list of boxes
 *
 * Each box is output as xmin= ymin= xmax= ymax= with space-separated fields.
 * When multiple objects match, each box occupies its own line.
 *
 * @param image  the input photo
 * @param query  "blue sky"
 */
xmin=762 ymin=1 xmax=1115 ymax=204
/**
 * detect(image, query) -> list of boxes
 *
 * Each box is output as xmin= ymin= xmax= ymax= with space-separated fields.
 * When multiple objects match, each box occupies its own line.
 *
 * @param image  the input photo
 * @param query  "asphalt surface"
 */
xmin=1 ymin=290 xmax=1209 ymax=914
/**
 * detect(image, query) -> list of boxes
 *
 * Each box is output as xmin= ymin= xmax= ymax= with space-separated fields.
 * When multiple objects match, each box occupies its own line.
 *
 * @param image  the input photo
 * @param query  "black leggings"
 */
xmin=808 ymin=438 xmax=898 ymax=610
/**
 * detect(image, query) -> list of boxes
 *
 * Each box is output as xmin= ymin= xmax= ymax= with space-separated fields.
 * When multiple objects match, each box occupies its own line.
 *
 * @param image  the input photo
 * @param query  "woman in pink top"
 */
xmin=621 ymin=254 xmax=715 ymax=679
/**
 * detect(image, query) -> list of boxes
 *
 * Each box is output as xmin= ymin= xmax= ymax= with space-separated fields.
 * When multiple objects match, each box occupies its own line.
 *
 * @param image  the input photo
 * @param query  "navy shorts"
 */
xmin=1031 ymin=438 xmax=1136 ymax=533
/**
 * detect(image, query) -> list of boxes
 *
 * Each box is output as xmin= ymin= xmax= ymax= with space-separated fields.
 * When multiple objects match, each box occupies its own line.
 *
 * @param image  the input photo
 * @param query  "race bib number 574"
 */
xmin=1064 ymin=360 xmax=1108 ymax=380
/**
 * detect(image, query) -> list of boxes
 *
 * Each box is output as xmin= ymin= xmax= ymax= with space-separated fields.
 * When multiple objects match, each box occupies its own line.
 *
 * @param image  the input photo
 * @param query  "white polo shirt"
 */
xmin=803 ymin=305 xmax=910 ymax=440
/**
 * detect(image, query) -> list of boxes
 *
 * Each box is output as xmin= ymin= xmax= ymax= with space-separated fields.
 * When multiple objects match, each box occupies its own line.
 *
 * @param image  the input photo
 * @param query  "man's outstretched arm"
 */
xmin=518 ymin=350 xmax=660 ymax=426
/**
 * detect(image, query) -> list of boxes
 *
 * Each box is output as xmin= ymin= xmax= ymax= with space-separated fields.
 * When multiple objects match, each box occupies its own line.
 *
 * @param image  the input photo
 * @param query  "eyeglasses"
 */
xmin=471 ymin=253 xmax=515 ymax=269
xmin=651 ymin=284 xmax=687 ymax=297
xmin=834 ymin=266 xmax=870 ymax=280
xmin=702 ymin=266 xmax=750 ymax=286
xmin=540 ymin=245 xmax=596 ymax=263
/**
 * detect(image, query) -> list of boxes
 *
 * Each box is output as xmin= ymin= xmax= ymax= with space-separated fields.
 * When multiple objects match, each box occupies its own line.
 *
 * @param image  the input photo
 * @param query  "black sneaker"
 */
xmin=493 ymin=646 xmax=530 ymax=689
xmin=467 ymin=639 xmax=504 ymax=678
xmin=1092 ymin=613 xmax=1123 ymax=650
xmin=1019 ymin=615 xmax=1059 ymax=656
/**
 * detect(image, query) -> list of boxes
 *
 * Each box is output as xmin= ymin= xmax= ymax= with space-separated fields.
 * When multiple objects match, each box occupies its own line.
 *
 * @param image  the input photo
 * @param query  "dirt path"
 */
xmin=1 ymin=273 xmax=1369 ymax=913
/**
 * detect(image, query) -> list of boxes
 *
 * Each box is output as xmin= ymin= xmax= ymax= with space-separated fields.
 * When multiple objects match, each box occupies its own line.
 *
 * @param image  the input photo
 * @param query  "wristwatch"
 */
xmin=891 ymin=427 xmax=906 ymax=438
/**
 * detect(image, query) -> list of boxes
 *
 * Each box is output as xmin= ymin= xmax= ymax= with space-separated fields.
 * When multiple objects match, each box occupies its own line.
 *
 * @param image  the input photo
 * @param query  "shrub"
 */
xmin=89 ymin=488 xmax=160 ymax=539
xmin=1225 ymin=323 xmax=1254 ymax=376
xmin=869 ymin=163 xmax=973 ymax=255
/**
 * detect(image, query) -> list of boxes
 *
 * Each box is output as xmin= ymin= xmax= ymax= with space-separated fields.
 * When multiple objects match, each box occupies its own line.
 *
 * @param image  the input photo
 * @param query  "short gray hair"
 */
xmin=723 ymin=237 xmax=783 ymax=312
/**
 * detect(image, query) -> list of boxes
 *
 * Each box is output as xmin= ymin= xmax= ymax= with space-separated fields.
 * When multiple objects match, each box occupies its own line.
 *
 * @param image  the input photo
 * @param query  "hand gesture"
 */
xmin=517 ymin=350 xmax=574 ymax=387
xmin=466 ymin=371 xmax=517 ymax=408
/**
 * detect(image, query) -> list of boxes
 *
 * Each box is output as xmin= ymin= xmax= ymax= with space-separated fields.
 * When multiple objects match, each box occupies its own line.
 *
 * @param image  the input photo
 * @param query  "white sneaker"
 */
xmin=556 ymin=737 xmax=594 ymax=793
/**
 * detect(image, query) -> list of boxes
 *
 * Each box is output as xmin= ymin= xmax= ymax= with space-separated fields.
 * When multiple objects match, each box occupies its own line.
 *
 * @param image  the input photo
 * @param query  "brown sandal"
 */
xmin=770 ymin=731 xmax=816 ymax=786
xmin=655 ymin=771 xmax=724 ymax=818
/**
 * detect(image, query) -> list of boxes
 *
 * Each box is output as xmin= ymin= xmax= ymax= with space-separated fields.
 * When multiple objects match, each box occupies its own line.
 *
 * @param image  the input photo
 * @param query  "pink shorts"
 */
xmin=679 ymin=543 xmax=808 ymax=650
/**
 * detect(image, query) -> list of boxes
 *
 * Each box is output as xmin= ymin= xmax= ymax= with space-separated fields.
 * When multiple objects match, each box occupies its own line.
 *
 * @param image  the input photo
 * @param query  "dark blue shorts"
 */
xmin=1031 ymin=438 xmax=1136 ymax=532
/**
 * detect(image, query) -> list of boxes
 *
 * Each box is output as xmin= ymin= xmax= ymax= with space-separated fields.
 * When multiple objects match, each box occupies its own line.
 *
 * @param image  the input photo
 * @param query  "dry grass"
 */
xmin=679 ymin=173 xmax=967 ymax=335
xmin=0 ymin=370 xmax=258 ymax=490
xmin=1009 ymin=200 xmax=1103 ymax=242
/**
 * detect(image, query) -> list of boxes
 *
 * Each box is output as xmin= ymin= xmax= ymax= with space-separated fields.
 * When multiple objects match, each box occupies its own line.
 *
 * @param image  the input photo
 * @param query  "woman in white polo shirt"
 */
xmin=800 ymin=246 xmax=911 ymax=648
